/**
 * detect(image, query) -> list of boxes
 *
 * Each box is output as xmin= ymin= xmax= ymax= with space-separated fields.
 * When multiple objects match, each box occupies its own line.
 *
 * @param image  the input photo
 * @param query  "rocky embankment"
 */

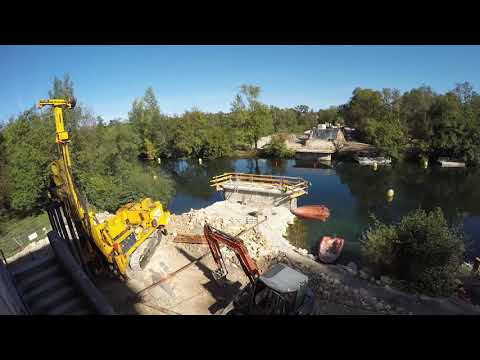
xmin=11 ymin=201 xmax=479 ymax=315
xmin=167 ymin=200 xmax=480 ymax=315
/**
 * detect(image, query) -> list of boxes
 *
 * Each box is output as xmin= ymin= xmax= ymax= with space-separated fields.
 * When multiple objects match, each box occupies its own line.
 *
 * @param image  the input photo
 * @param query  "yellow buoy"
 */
xmin=422 ymin=158 xmax=428 ymax=168
xmin=373 ymin=162 xmax=378 ymax=171
xmin=387 ymin=189 xmax=394 ymax=197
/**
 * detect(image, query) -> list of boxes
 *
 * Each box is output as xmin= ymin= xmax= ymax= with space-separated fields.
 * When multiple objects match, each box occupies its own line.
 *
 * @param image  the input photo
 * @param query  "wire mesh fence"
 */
xmin=0 ymin=218 xmax=52 ymax=258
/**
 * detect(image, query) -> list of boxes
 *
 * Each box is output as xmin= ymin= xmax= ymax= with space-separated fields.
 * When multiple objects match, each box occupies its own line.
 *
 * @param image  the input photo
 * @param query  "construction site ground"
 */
xmin=96 ymin=240 xmax=252 ymax=315
xmin=95 ymin=200 xmax=480 ymax=315
xmin=8 ymin=200 xmax=480 ymax=315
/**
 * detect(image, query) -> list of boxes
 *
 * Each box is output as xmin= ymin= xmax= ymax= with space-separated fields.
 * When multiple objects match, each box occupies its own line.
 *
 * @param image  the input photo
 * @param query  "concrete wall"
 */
xmin=256 ymin=135 xmax=272 ymax=149
xmin=223 ymin=187 xmax=296 ymax=209
xmin=304 ymin=139 xmax=336 ymax=152
xmin=294 ymin=152 xmax=332 ymax=161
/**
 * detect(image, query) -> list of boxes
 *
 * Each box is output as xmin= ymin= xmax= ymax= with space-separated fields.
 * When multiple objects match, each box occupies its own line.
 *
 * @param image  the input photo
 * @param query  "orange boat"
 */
xmin=318 ymin=236 xmax=344 ymax=264
xmin=291 ymin=205 xmax=330 ymax=221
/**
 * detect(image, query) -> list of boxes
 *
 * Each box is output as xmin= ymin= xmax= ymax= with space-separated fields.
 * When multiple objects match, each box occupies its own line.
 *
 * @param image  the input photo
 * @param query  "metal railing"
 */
xmin=210 ymin=172 xmax=309 ymax=196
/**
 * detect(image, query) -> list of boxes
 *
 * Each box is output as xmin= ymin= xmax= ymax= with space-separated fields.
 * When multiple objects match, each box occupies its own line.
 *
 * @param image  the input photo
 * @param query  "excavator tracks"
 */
xmin=128 ymin=230 xmax=163 ymax=272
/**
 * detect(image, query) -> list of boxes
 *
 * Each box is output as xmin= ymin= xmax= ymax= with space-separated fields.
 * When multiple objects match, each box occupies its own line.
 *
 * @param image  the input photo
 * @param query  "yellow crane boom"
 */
xmin=38 ymin=98 xmax=170 ymax=278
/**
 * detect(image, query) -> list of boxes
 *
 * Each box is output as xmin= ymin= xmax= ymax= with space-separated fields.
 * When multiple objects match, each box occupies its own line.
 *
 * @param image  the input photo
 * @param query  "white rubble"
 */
xmin=168 ymin=201 xmax=299 ymax=267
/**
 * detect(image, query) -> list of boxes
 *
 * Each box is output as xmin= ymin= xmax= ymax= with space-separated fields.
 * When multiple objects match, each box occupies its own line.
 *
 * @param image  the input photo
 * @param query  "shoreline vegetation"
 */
xmin=1 ymin=75 xmax=479 ymax=301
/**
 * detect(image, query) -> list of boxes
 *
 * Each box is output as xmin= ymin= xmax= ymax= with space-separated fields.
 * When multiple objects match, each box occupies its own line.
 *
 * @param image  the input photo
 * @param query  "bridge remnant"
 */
xmin=210 ymin=173 xmax=309 ymax=209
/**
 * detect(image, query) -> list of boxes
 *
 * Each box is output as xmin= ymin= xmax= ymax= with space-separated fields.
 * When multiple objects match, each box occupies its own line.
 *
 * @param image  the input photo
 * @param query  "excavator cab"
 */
xmin=204 ymin=223 xmax=320 ymax=315
xmin=249 ymin=263 xmax=308 ymax=314
xmin=245 ymin=263 xmax=319 ymax=315
xmin=220 ymin=262 xmax=320 ymax=315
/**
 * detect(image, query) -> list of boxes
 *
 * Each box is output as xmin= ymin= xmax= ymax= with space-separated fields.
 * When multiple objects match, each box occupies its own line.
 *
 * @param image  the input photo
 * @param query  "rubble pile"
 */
xmin=307 ymin=271 xmax=409 ymax=315
xmin=168 ymin=206 xmax=282 ymax=268
xmin=94 ymin=211 xmax=114 ymax=224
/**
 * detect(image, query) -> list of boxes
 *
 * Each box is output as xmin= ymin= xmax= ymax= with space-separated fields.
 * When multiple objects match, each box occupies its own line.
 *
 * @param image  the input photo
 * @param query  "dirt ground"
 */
xmin=18 ymin=199 xmax=477 ymax=316
xmin=97 ymin=237 xmax=251 ymax=315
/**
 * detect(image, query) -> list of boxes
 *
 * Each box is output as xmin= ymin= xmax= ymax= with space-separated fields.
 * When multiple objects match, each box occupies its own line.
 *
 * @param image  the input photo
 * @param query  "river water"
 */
xmin=162 ymin=158 xmax=480 ymax=264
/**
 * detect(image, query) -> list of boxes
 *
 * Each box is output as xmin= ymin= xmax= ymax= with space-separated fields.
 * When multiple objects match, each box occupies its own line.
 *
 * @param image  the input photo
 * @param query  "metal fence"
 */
xmin=0 ymin=224 xmax=52 ymax=258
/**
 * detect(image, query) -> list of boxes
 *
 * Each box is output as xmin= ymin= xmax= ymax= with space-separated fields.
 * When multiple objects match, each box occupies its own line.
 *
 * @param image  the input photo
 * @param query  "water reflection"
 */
xmin=294 ymin=159 xmax=333 ymax=170
xmin=161 ymin=158 xmax=235 ymax=213
xmin=285 ymin=218 xmax=309 ymax=250
xmin=163 ymin=157 xmax=480 ymax=261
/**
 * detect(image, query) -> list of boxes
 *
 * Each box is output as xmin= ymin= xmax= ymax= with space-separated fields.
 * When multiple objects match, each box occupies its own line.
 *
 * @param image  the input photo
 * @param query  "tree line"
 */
xmin=1 ymin=75 xmax=479 ymax=221
xmin=0 ymin=75 xmax=318 ymax=219
xmin=338 ymin=82 xmax=480 ymax=163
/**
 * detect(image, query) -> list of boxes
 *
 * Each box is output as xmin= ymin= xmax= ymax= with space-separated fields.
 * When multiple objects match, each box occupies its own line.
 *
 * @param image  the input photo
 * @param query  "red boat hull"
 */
xmin=291 ymin=205 xmax=330 ymax=221
xmin=318 ymin=236 xmax=344 ymax=264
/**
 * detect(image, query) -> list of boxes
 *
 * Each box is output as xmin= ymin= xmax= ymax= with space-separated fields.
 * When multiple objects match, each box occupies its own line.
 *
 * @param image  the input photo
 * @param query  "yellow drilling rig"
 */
xmin=38 ymin=98 xmax=170 ymax=279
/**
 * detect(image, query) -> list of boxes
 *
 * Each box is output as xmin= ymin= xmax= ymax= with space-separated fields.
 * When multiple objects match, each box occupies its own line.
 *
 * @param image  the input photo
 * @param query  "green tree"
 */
xmin=168 ymin=110 xmax=204 ymax=158
xmin=128 ymin=87 xmax=169 ymax=159
xmin=382 ymin=88 xmax=401 ymax=121
xmin=261 ymin=134 xmax=294 ymax=158
xmin=453 ymin=81 xmax=476 ymax=106
xmin=400 ymin=85 xmax=436 ymax=141
xmin=318 ymin=106 xmax=341 ymax=126
xmin=363 ymin=117 xmax=407 ymax=161
xmin=294 ymin=105 xmax=317 ymax=130
xmin=270 ymin=106 xmax=299 ymax=133
xmin=231 ymin=85 xmax=273 ymax=149
xmin=46 ymin=74 xmax=85 ymax=132
xmin=342 ymin=88 xmax=385 ymax=133
xmin=2 ymin=109 xmax=56 ymax=214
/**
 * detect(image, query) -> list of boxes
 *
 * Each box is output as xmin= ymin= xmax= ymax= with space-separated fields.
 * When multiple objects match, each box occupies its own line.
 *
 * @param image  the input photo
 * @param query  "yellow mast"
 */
xmin=38 ymin=98 xmax=92 ymax=236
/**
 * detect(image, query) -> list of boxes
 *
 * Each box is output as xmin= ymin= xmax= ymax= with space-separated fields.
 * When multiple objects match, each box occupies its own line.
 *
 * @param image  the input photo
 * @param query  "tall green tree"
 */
xmin=430 ymin=91 xmax=480 ymax=164
xmin=363 ymin=117 xmax=407 ymax=161
xmin=318 ymin=106 xmax=341 ymax=126
xmin=231 ymin=85 xmax=273 ymax=149
xmin=400 ymin=85 xmax=436 ymax=141
xmin=453 ymin=81 xmax=477 ymax=106
xmin=46 ymin=74 xmax=85 ymax=132
xmin=382 ymin=88 xmax=401 ymax=121
xmin=342 ymin=88 xmax=385 ymax=134
xmin=2 ymin=108 xmax=56 ymax=214
xmin=128 ymin=87 xmax=169 ymax=159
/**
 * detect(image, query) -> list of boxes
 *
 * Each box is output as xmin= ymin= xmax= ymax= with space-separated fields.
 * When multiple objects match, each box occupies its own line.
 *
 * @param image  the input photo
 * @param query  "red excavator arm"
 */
xmin=203 ymin=223 xmax=259 ymax=285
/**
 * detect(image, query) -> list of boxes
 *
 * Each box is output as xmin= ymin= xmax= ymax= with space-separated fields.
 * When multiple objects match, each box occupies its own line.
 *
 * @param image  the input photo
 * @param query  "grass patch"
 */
xmin=0 ymin=212 xmax=51 ymax=257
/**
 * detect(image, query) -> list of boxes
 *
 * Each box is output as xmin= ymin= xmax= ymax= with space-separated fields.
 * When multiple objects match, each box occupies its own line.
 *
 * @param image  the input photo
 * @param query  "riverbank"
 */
xmin=100 ymin=200 xmax=480 ymax=315
xmin=5 ymin=199 xmax=480 ymax=315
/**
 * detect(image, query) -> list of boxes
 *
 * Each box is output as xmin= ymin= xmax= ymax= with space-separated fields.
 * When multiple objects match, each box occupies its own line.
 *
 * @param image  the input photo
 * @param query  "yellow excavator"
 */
xmin=38 ymin=98 xmax=170 ymax=279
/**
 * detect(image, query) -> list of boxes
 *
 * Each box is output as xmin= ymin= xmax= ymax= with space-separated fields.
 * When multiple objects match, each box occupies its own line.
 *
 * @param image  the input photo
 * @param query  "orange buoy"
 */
xmin=291 ymin=205 xmax=330 ymax=221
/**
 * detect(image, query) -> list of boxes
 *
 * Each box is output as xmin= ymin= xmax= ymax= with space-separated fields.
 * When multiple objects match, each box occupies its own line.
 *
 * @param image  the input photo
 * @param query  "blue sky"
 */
xmin=1 ymin=45 xmax=479 ymax=122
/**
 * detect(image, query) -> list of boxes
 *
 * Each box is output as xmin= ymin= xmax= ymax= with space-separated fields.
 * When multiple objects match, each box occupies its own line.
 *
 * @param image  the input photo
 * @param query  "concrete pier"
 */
xmin=294 ymin=150 xmax=332 ymax=162
xmin=211 ymin=173 xmax=308 ymax=210
xmin=221 ymin=181 xmax=298 ymax=209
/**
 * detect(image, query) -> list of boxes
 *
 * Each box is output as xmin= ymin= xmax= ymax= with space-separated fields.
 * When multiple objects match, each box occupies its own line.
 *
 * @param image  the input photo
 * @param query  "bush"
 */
xmin=261 ymin=134 xmax=295 ymax=158
xmin=363 ymin=118 xmax=407 ymax=161
xmin=361 ymin=208 xmax=465 ymax=296
xmin=79 ymin=162 xmax=175 ymax=213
